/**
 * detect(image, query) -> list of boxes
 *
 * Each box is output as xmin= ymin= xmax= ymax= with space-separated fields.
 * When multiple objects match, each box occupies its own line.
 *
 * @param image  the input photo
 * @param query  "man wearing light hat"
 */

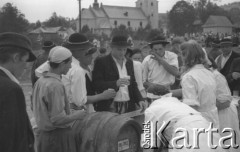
xmin=215 ymin=38 xmax=240 ymax=93
xmin=35 ymin=33 xmax=116 ymax=113
xmin=32 ymin=46 xmax=86 ymax=152
xmin=0 ymin=32 xmax=35 ymax=152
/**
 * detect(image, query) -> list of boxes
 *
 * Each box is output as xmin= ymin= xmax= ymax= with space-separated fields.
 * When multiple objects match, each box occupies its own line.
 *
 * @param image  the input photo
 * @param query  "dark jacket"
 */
xmin=92 ymin=54 xmax=143 ymax=112
xmin=216 ymin=51 xmax=240 ymax=92
xmin=229 ymin=57 xmax=240 ymax=91
xmin=0 ymin=70 xmax=34 ymax=152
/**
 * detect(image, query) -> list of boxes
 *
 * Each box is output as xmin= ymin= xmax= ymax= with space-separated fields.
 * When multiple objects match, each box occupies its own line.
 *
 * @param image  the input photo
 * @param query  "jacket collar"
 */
xmin=0 ymin=66 xmax=19 ymax=84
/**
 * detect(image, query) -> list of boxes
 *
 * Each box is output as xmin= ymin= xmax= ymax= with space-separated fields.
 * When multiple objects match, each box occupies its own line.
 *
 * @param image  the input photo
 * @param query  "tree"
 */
xmin=0 ymin=3 xmax=29 ymax=33
xmin=229 ymin=7 xmax=240 ymax=24
xmin=82 ymin=25 xmax=90 ymax=34
xmin=111 ymin=24 xmax=129 ymax=37
xmin=193 ymin=0 xmax=228 ymax=24
xmin=44 ymin=12 xmax=70 ymax=27
xmin=146 ymin=29 xmax=164 ymax=41
xmin=168 ymin=1 xmax=196 ymax=35
xmin=35 ymin=20 xmax=41 ymax=28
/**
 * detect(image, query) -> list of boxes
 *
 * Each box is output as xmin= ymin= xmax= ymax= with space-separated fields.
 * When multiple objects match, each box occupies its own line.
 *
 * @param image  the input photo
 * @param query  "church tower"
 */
xmin=136 ymin=0 xmax=159 ymax=29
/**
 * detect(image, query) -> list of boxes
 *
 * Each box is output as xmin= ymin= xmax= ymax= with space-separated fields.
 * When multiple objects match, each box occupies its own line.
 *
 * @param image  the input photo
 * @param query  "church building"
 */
xmin=77 ymin=0 xmax=159 ymax=36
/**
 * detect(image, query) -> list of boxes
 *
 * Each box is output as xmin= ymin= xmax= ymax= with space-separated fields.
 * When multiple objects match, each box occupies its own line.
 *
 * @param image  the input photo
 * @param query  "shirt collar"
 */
xmin=222 ymin=51 xmax=232 ymax=59
xmin=0 ymin=66 xmax=19 ymax=84
xmin=72 ymin=57 xmax=80 ymax=65
xmin=44 ymin=72 xmax=62 ymax=81
xmin=192 ymin=64 xmax=205 ymax=70
xmin=112 ymin=55 xmax=127 ymax=64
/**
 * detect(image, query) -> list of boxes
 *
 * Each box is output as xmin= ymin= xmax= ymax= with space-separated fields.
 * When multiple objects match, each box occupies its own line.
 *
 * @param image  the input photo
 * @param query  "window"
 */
xmin=151 ymin=13 xmax=154 ymax=17
xmin=114 ymin=20 xmax=117 ymax=26
xmin=128 ymin=21 xmax=131 ymax=27
xmin=140 ymin=2 xmax=142 ymax=6
xmin=140 ymin=22 xmax=142 ymax=27
xmin=151 ymin=2 xmax=153 ymax=6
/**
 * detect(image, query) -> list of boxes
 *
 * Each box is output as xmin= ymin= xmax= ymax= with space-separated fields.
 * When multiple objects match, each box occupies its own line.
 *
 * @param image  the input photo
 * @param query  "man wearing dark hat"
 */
xmin=142 ymin=35 xmax=179 ymax=101
xmin=0 ymin=32 xmax=35 ymax=152
xmin=31 ymin=40 xmax=55 ymax=86
xmin=215 ymin=38 xmax=240 ymax=93
xmin=92 ymin=35 xmax=147 ymax=113
xmin=35 ymin=33 xmax=116 ymax=113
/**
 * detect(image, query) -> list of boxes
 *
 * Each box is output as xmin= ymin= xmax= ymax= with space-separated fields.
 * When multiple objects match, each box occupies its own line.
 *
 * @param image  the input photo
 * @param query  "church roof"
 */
xmin=202 ymin=15 xmax=233 ymax=28
xmin=102 ymin=5 xmax=147 ymax=20
xmin=82 ymin=9 xmax=95 ymax=19
xmin=90 ymin=7 xmax=108 ymax=18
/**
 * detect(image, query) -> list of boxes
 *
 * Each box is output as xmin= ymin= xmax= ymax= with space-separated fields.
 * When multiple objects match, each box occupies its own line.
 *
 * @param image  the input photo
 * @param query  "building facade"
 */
xmin=77 ymin=0 xmax=159 ymax=36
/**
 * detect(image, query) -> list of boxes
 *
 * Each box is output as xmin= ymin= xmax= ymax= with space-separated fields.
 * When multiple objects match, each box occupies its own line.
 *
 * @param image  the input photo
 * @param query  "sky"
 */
xmin=0 ymin=0 xmax=238 ymax=23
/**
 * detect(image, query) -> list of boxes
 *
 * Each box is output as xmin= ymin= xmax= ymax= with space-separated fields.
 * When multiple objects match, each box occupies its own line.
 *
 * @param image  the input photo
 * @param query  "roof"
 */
xmin=98 ymin=19 xmax=111 ymax=29
xmin=29 ymin=26 xmax=71 ymax=34
xmin=81 ymin=9 xmax=95 ymax=19
xmin=90 ymin=7 xmax=108 ymax=18
xmin=102 ymin=5 xmax=147 ymax=20
xmin=202 ymin=15 xmax=233 ymax=28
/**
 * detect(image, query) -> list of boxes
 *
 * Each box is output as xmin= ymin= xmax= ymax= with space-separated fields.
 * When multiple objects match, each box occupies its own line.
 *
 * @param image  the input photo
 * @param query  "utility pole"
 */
xmin=78 ymin=0 xmax=81 ymax=32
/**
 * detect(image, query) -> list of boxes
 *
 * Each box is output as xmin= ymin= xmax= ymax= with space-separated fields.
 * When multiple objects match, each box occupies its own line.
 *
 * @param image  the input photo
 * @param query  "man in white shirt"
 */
xmin=142 ymin=35 xmax=179 ymax=101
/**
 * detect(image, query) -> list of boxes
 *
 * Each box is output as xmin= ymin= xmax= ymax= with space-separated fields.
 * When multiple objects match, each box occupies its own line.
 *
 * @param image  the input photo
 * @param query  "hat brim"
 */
xmin=63 ymin=41 xmax=94 ymax=51
xmin=27 ymin=51 xmax=36 ymax=62
xmin=149 ymin=40 xmax=170 ymax=46
xmin=110 ymin=41 xmax=132 ymax=47
xmin=85 ymin=47 xmax=97 ymax=56
xmin=211 ymin=43 xmax=220 ymax=48
xmin=220 ymin=42 xmax=233 ymax=47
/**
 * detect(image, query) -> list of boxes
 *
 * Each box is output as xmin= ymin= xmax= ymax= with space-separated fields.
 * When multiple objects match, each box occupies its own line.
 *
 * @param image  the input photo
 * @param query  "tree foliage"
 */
xmin=168 ymin=1 xmax=195 ymax=35
xmin=44 ymin=12 xmax=70 ymax=27
xmin=111 ymin=24 xmax=129 ymax=37
xmin=82 ymin=24 xmax=91 ymax=34
xmin=229 ymin=7 xmax=240 ymax=24
xmin=0 ymin=3 xmax=29 ymax=33
xmin=193 ymin=0 xmax=228 ymax=23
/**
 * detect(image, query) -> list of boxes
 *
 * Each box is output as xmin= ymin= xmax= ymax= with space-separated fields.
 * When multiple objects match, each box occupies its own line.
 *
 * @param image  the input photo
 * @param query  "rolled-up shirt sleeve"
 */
xmin=142 ymin=56 xmax=149 ymax=83
xmin=181 ymin=75 xmax=200 ymax=107
xmin=67 ymin=68 xmax=87 ymax=107
xmin=168 ymin=53 xmax=179 ymax=69
xmin=47 ymin=85 xmax=67 ymax=124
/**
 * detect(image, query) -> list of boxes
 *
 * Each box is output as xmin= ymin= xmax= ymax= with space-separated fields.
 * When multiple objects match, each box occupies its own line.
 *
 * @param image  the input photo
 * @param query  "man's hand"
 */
xmin=138 ymin=100 xmax=148 ymax=112
xmin=100 ymin=89 xmax=116 ymax=100
xmin=151 ymin=52 xmax=165 ymax=64
xmin=232 ymin=72 xmax=240 ymax=80
xmin=216 ymin=100 xmax=230 ymax=110
xmin=73 ymin=110 xmax=87 ymax=120
xmin=116 ymin=78 xmax=130 ymax=87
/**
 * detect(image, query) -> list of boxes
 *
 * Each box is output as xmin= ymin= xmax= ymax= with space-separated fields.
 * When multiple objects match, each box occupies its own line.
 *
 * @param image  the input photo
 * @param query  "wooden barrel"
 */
xmin=73 ymin=112 xmax=142 ymax=152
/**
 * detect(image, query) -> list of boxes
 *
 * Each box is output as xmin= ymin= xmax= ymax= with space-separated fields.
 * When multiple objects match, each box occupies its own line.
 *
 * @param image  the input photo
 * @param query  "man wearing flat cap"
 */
xmin=32 ymin=46 xmax=86 ymax=152
xmin=35 ymin=33 xmax=116 ymax=113
xmin=31 ymin=40 xmax=55 ymax=86
xmin=92 ymin=34 xmax=148 ymax=113
xmin=0 ymin=32 xmax=35 ymax=152
xmin=142 ymin=35 xmax=179 ymax=102
xmin=215 ymin=38 xmax=240 ymax=93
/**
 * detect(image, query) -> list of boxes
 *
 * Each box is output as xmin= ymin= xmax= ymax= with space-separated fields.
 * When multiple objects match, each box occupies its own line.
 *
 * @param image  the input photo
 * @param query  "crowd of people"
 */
xmin=0 ymin=31 xmax=240 ymax=152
